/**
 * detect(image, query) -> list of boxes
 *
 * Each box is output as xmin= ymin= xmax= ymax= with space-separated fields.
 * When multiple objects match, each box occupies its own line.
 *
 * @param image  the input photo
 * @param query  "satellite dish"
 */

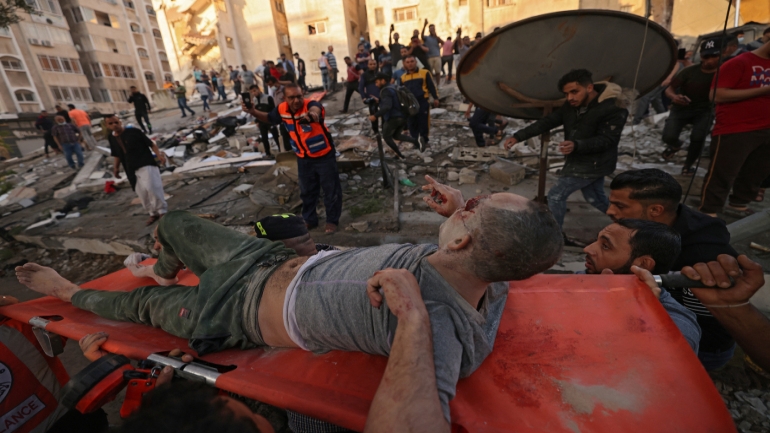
xmin=457 ymin=10 xmax=677 ymax=119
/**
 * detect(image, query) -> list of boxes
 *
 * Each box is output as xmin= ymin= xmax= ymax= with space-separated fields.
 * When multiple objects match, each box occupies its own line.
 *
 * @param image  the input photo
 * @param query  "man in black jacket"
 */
xmin=505 ymin=69 xmax=628 ymax=241
xmin=607 ymin=168 xmax=739 ymax=371
xmin=106 ymin=114 xmax=167 ymax=226
xmin=127 ymin=86 xmax=153 ymax=134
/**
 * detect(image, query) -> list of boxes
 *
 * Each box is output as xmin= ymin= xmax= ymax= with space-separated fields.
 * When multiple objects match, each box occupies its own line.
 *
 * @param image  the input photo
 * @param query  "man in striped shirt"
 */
xmin=325 ymin=45 xmax=338 ymax=92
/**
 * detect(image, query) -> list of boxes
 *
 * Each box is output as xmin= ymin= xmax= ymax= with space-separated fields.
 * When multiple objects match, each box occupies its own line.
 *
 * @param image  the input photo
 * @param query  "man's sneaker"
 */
xmin=418 ymin=136 xmax=427 ymax=152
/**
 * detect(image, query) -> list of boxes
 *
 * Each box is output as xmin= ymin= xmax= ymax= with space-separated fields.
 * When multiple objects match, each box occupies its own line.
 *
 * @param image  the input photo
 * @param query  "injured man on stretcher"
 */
xmin=14 ymin=175 xmax=564 ymax=425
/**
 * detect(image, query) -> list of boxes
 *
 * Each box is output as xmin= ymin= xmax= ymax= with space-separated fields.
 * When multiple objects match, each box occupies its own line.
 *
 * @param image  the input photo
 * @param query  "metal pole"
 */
xmin=536 ymin=105 xmax=552 ymax=204
xmin=734 ymin=0 xmax=741 ymax=27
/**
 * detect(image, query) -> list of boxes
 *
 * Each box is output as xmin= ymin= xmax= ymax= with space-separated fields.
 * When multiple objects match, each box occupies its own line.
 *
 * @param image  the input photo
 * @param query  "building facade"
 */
xmin=0 ymin=0 xmax=173 ymax=117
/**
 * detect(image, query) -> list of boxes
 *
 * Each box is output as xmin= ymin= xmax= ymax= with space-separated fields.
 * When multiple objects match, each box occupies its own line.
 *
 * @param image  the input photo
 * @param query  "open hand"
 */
xmin=421 ymin=175 xmax=464 ymax=217
xmin=682 ymin=255 xmax=765 ymax=307
xmin=366 ymin=268 xmax=426 ymax=321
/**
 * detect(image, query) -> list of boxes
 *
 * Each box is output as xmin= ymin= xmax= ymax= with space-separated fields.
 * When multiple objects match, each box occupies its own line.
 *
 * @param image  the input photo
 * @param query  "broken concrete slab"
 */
xmin=175 ymin=154 xmax=265 ymax=174
xmin=71 ymin=152 xmax=104 ymax=186
xmin=233 ymin=184 xmax=253 ymax=195
xmin=0 ymin=186 xmax=36 ymax=206
xmin=490 ymin=160 xmax=526 ymax=186
xmin=458 ymin=168 xmax=477 ymax=185
xmin=351 ymin=221 xmax=369 ymax=232
xmin=728 ymin=209 xmax=770 ymax=244
xmin=452 ymin=146 xmax=510 ymax=162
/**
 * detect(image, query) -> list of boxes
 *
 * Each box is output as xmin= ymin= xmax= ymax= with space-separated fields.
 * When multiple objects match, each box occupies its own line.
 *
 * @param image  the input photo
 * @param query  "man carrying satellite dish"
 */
xmin=505 ymin=69 xmax=628 ymax=246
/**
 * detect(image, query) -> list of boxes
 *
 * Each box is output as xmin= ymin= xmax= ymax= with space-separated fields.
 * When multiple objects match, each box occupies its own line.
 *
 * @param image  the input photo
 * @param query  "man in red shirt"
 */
xmin=700 ymin=38 xmax=770 ymax=217
xmin=341 ymin=56 xmax=361 ymax=113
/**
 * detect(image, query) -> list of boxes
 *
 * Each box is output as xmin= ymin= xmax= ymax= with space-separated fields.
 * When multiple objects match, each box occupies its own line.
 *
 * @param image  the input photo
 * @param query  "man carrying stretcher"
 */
xmin=14 ymin=175 xmax=564 ymax=425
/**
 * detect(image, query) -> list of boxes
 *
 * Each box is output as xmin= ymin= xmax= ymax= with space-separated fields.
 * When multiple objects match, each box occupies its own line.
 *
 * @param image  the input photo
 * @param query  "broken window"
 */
xmin=393 ymin=7 xmax=416 ymax=22
xmin=308 ymin=21 xmax=326 ymax=35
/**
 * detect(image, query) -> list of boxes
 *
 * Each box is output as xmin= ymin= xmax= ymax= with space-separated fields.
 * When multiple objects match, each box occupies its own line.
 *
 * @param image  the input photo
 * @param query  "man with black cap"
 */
xmin=254 ymin=213 xmax=335 ymax=256
xmin=660 ymin=38 xmax=720 ymax=175
xmin=369 ymin=72 xmax=417 ymax=159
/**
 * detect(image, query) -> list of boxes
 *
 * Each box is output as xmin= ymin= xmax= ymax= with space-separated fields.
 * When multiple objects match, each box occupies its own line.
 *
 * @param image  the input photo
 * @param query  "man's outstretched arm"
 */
xmin=364 ymin=269 xmax=450 ymax=433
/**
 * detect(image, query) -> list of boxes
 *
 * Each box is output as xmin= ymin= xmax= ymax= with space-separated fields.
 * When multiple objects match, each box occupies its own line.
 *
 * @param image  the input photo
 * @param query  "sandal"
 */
xmin=324 ymin=223 xmax=338 ymax=234
xmin=755 ymin=189 xmax=765 ymax=202
xmin=723 ymin=206 xmax=755 ymax=219
xmin=681 ymin=166 xmax=696 ymax=176
xmin=661 ymin=147 xmax=681 ymax=160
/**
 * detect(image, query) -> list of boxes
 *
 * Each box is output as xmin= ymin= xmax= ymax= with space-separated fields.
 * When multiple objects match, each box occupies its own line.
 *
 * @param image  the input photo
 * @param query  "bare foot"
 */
xmin=15 ymin=263 xmax=80 ymax=302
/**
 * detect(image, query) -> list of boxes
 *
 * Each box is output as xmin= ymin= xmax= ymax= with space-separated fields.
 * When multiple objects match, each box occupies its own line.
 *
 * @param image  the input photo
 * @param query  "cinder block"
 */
xmin=490 ymin=161 xmax=526 ymax=186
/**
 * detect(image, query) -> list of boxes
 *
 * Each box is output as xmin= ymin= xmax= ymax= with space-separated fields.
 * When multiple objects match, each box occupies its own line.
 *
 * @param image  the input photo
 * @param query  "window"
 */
xmin=22 ymin=22 xmax=51 ymax=43
xmin=145 ymin=5 xmax=155 ymax=15
xmin=144 ymin=71 xmax=154 ymax=81
xmin=374 ymin=8 xmax=384 ymax=25
xmin=123 ymin=0 xmax=134 ymax=8
xmin=99 ymin=88 xmax=110 ymax=101
xmin=130 ymin=23 xmax=141 ymax=33
xmin=281 ymin=34 xmax=289 ymax=46
xmin=158 ymin=51 xmax=167 ymax=61
xmin=152 ymin=28 xmax=161 ymax=38
xmin=225 ymin=36 xmax=234 ymax=48
xmin=15 ymin=90 xmax=35 ymax=102
xmin=274 ymin=0 xmax=284 ymax=14
xmin=102 ymin=62 xmax=112 ymax=77
xmin=26 ymin=0 xmax=61 ymax=15
xmin=308 ymin=21 xmax=326 ymax=35
xmin=164 ymin=73 xmax=172 ymax=82
xmin=2 ymin=57 xmax=24 ymax=70
xmin=138 ymin=48 xmax=148 ymax=57
xmin=91 ymin=62 xmax=102 ymax=77
xmin=393 ymin=7 xmax=416 ymax=22
xmin=487 ymin=0 xmax=512 ymax=7
xmin=111 ymin=89 xmax=129 ymax=101
xmin=38 ymin=55 xmax=83 ymax=74
xmin=49 ymin=86 xmax=93 ymax=102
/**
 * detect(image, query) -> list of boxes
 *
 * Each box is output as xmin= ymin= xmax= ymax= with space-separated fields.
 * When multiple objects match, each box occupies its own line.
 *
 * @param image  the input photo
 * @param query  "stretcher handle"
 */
xmin=655 ymin=273 xmax=735 ymax=289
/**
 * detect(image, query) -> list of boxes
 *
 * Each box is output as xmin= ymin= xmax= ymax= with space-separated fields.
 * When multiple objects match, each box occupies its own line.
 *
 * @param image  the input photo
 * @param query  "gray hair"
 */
xmin=472 ymin=201 xmax=563 ymax=282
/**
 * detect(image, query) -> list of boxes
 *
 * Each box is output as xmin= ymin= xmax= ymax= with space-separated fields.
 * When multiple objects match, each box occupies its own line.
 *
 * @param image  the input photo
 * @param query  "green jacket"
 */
xmin=173 ymin=85 xmax=187 ymax=98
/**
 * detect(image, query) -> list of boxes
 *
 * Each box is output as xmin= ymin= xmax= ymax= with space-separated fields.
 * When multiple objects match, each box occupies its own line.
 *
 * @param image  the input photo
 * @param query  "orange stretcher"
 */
xmin=2 ymin=264 xmax=736 ymax=432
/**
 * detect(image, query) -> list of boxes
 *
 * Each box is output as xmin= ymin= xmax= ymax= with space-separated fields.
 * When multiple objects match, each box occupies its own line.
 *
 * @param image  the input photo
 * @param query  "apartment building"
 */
xmin=60 ymin=0 xmax=172 ymax=111
xmin=0 ymin=0 xmax=91 ymax=114
xmin=365 ymin=0 xmax=646 ymax=49
xmin=283 ymin=0 xmax=368 ymax=88
xmin=152 ymin=0 xmax=291 ymax=87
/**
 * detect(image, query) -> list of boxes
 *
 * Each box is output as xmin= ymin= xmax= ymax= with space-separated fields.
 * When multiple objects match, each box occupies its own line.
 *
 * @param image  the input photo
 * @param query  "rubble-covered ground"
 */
xmin=2 ymin=81 xmax=769 ymax=431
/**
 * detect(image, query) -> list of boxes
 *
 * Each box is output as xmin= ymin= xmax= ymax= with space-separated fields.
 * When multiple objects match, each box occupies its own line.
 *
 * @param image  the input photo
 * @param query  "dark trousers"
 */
xmin=633 ymin=86 xmax=666 ymax=124
xmin=700 ymin=128 xmax=770 ymax=213
xmin=298 ymin=74 xmax=308 ymax=92
xmin=233 ymin=82 xmax=241 ymax=98
xmin=297 ymin=153 xmax=342 ymax=226
xmin=662 ymin=108 xmax=712 ymax=168
xmin=217 ymin=86 xmax=227 ymax=101
xmin=408 ymin=99 xmax=430 ymax=143
xmin=382 ymin=117 xmax=416 ymax=157
xmin=201 ymin=95 xmax=210 ymax=111
xmin=367 ymin=100 xmax=380 ymax=134
xmin=548 ymin=176 xmax=608 ymax=229
xmin=258 ymin=123 xmax=280 ymax=156
xmin=441 ymin=55 xmax=454 ymax=80
xmin=177 ymin=97 xmax=195 ymax=116
xmin=469 ymin=107 xmax=498 ymax=147
xmin=135 ymin=111 xmax=151 ymax=133
xmin=43 ymin=131 xmax=59 ymax=155
xmin=342 ymin=82 xmax=359 ymax=112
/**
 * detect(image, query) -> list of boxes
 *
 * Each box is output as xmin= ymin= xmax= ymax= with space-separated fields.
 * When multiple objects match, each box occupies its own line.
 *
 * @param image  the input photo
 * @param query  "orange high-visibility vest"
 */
xmin=277 ymin=100 xmax=334 ymax=158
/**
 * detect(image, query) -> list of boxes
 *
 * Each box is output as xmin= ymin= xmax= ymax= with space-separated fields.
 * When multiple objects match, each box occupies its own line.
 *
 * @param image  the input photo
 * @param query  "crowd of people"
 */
xmin=13 ymin=22 xmax=770 ymax=433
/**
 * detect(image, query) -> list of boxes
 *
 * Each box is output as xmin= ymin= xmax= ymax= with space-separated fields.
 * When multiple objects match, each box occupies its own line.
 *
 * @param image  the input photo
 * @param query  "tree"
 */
xmin=0 ymin=0 xmax=38 ymax=29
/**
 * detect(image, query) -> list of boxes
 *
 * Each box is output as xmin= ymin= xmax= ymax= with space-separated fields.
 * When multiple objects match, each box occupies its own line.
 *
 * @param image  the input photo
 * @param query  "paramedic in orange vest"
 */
xmin=0 ymin=296 xmax=108 ymax=433
xmin=243 ymin=83 xmax=342 ymax=233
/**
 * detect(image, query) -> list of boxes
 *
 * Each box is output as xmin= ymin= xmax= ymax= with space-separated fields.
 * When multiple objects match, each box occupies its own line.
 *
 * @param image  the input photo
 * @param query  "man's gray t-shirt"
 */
xmin=294 ymin=244 xmax=508 ymax=422
xmin=240 ymin=70 xmax=256 ymax=86
xmin=423 ymin=35 xmax=441 ymax=58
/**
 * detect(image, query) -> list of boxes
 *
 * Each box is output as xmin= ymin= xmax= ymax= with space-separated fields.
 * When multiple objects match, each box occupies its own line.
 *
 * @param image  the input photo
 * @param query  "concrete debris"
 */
xmin=233 ymin=184 xmax=253 ymax=195
xmin=490 ymin=160 xmax=526 ymax=186
xmin=447 ymin=171 xmax=460 ymax=182
xmin=350 ymin=221 xmax=369 ymax=232
xmin=458 ymin=168 xmax=477 ymax=185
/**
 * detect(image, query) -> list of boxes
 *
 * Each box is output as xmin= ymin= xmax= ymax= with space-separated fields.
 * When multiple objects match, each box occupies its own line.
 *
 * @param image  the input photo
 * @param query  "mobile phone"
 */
xmin=241 ymin=92 xmax=252 ymax=109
